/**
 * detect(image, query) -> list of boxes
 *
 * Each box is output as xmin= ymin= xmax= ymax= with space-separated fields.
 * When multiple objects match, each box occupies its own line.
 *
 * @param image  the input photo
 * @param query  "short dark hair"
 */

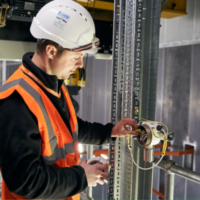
xmin=36 ymin=39 xmax=65 ymax=55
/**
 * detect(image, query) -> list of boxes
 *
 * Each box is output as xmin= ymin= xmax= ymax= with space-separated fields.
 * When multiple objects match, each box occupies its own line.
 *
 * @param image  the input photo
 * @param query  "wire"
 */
xmin=128 ymin=128 xmax=167 ymax=170
xmin=136 ymin=129 xmax=146 ymax=135
xmin=129 ymin=148 xmax=164 ymax=170
xmin=127 ymin=107 xmax=169 ymax=170
xmin=135 ymin=108 xmax=169 ymax=139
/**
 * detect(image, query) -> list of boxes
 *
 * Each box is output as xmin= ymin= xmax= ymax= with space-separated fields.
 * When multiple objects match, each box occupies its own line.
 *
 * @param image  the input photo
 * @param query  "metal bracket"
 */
xmin=0 ymin=3 xmax=9 ymax=28
xmin=164 ymin=160 xmax=176 ymax=174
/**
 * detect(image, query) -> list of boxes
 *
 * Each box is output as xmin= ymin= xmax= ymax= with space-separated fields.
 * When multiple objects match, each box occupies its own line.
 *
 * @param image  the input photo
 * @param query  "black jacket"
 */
xmin=0 ymin=53 xmax=114 ymax=199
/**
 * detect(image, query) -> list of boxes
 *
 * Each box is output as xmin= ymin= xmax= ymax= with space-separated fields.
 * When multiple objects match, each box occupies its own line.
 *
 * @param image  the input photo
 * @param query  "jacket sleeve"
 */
xmin=77 ymin=117 xmax=115 ymax=145
xmin=0 ymin=91 xmax=88 ymax=199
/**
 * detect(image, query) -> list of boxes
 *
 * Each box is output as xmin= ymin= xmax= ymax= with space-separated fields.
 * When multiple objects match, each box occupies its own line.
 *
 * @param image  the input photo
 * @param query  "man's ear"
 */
xmin=46 ymin=44 xmax=57 ymax=59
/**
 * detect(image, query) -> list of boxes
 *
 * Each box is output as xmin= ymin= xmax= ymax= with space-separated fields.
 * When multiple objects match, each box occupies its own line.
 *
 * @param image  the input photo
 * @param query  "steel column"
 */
xmin=108 ymin=0 xmax=141 ymax=199
xmin=165 ymin=172 xmax=175 ymax=200
xmin=132 ymin=0 xmax=161 ymax=199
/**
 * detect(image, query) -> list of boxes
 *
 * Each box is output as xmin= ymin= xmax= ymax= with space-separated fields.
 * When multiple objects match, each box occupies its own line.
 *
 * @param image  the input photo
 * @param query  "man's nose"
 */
xmin=77 ymin=58 xmax=84 ymax=68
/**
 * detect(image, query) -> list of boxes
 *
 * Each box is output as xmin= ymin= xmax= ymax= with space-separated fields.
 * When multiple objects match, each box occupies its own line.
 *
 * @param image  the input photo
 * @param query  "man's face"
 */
xmin=51 ymin=50 xmax=86 ymax=80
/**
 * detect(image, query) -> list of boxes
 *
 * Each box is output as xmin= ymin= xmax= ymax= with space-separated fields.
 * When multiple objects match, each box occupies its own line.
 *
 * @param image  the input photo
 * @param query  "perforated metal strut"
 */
xmin=108 ymin=0 xmax=143 ymax=199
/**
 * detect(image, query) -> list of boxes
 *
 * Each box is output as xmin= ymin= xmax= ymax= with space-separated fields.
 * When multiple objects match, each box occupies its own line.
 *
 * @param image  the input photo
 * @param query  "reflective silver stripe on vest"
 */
xmin=62 ymin=85 xmax=79 ymax=143
xmin=72 ymin=131 xmax=78 ymax=143
xmin=43 ymin=142 xmax=75 ymax=165
xmin=0 ymin=79 xmax=77 ymax=165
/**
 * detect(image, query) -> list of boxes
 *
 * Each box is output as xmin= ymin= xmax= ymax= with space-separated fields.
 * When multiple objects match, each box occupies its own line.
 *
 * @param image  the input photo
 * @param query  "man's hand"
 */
xmin=111 ymin=118 xmax=138 ymax=137
xmin=80 ymin=159 xmax=111 ymax=187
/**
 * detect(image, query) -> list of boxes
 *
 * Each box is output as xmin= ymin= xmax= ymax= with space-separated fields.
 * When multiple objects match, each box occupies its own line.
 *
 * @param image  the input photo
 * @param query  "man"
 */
xmin=0 ymin=0 xmax=138 ymax=199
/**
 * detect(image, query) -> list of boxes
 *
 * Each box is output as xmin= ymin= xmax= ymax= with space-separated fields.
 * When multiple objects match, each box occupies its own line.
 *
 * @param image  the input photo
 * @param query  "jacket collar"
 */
xmin=22 ymin=52 xmax=64 ymax=94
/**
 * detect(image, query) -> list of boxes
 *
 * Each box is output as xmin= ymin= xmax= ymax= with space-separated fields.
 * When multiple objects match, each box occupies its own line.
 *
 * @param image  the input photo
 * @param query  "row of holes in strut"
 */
xmin=115 ymin=1 xmax=143 ymax=197
xmin=110 ymin=0 xmax=126 ymax=198
xmin=110 ymin=1 xmax=143 ymax=199
xmin=133 ymin=1 xmax=143 ymax=100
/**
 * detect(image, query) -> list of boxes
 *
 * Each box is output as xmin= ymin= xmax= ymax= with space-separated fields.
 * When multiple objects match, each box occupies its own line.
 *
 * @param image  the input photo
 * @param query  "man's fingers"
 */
xmin=99 ymin=171 xmax=110 ymax=179
xmin=96 ymin=164 xmax=109 ymax=171
xmin=93 ymin=182 xmax=97 ymax=187
xmin=124 ymin=130 xmax=139 ymax=136
xmin=97 ymin=178 xmax=105 ymax=185
xmin=79 ymin=159 xmax=87 ymax=165
xmin=122 ymin=118 xmax=138 ymax=130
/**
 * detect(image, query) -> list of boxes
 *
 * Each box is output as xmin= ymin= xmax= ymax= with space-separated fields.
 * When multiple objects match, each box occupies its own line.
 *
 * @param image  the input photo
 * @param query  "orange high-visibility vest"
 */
xmin=0 ymin=65 xmax=80 ymax=200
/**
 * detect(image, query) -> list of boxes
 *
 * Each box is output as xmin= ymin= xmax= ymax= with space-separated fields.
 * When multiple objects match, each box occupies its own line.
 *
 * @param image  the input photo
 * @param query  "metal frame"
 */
xmin=108 ymin=0 xmax=200 ymax=199
xmin=134 ymin=1 xmax=161 ymax=199
xmin=108 ymin=0 xmax=143 ymax=199
xmin=108 ymin=0 xmax=161 ymax=199
xmin=154 ymin=157 xmax=200 ymax=199
xmin=108 ymin=0 xmax=125 ymax=199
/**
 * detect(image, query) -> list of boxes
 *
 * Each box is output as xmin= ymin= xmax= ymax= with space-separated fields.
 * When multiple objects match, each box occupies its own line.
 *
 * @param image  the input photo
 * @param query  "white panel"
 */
xmin=164 ymin=16 xmax=181 ymax=43
xmin=74 ymin=56 xmax=112 ymax=124
xmin=166 ymin=0 xmax=194 ymax=42
xmin=0 ymin=40 xmax=36 ymax=60
xmin=159 ymin=0 xmax=200 ymax=48
xmin=159 ymin=18 xmax=167 ymax=44
xmin=194 ymin=0 xmax=200 ymax=39
xmin=179 ymin=0 xmax=196 ymax=41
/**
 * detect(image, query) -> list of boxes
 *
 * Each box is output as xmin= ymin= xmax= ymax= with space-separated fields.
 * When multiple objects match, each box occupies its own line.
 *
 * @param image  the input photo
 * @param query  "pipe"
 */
xmin=164 ymin=172 xmax=174 ymax=200
xmin=87 ymin=145 xmax=93 ymax=198
xmin=154 ymin=157 xmax=200 ymax=184
xmin=144 ymin=148 xmax=154 ymax=163
xmin=171 ymin=165 xmax=200 ymax=184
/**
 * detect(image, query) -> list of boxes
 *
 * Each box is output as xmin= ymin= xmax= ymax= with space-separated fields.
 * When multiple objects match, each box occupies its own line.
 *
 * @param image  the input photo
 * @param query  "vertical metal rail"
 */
xmin=131 ymin=1 xmax=145 ymax=198
xmin=165 ymin=172 xmax=175 ymax=200
xmin=134 ymin=0 xmax=161 ymax=199
xmin=120 ymin=0 xmax=141 ymax=199
xmin=108 ymin=0 xmax=125 ymax=199
xmin=108 ymin=0 xmax=143 ymax=199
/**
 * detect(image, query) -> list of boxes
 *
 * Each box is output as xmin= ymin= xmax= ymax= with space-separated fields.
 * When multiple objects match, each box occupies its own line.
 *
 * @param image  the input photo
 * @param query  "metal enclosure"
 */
xmin=108 ymin=0 xmax=161 ymax=199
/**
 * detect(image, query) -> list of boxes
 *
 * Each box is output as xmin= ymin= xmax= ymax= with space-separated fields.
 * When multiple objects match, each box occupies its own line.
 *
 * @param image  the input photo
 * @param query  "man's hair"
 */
xmin=36 ymin=40 xmax=65 ymax=55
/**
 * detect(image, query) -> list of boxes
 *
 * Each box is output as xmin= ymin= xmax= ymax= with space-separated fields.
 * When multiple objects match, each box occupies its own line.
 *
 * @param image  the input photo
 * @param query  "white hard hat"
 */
xmin=30 ymin=0 xmax=99 ymax=54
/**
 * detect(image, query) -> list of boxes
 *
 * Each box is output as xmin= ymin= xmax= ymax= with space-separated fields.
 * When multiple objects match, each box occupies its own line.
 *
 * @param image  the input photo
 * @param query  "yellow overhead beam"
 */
xmin=161 ymin=9 xmax=187 ymax=19
xmin=77 ymin=0 xmax=187 ymax=20
xmin=161 ymin=0 xmax=187 ymax=19
xmin=77 ymin=0 xmax=114 ymax=11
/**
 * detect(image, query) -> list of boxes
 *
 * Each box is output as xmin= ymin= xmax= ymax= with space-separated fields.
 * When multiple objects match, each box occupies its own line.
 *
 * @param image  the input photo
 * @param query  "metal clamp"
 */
xmin=0 ymin=3 xmax=9 ymax=28
xmin=164 ymin=160 xmax=176 ymax=174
